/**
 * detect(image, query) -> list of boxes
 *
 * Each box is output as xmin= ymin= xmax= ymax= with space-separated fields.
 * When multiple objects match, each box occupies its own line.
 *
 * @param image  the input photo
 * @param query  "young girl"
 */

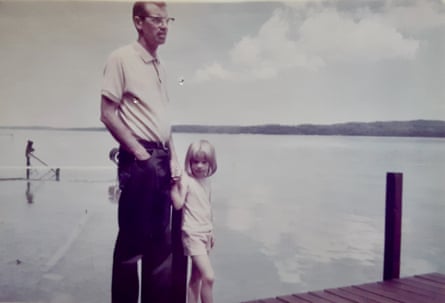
xmin=171 ymin=140 xmax=217 ymax=303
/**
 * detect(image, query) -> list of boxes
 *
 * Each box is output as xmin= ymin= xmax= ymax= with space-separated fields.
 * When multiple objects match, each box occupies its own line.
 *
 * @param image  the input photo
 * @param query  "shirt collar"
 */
xmin=133 ymin=41 xmax=159 ymax=64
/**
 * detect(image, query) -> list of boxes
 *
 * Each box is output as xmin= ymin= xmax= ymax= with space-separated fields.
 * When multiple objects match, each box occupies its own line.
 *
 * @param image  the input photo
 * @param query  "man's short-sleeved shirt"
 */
xmin=101 ymin=42 xmax=171 ymax=143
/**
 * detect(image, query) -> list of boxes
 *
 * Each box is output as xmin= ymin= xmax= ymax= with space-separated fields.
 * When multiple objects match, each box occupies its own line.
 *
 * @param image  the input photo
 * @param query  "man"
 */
xmin=100 ymin=2 xmax=179 ymax=302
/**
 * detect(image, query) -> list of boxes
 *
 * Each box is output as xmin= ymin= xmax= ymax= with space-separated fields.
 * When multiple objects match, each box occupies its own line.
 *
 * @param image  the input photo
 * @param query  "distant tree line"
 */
xmin=2 ymin=120 xmax=445 ymax=138
xmin=172 ymin=120 xmax=445 ymax=138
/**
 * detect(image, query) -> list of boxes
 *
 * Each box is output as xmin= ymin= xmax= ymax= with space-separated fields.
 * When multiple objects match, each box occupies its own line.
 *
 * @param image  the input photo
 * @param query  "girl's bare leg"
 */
xmin=191 ymin=254 xmax=214 ymax=303
xmin=188 ymin=261 xmax=201 ymax=303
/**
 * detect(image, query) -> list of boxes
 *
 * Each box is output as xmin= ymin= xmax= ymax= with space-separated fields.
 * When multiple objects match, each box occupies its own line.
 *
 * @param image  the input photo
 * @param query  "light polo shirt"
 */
xmin=101 ymin=42 xmax=171 ymax=143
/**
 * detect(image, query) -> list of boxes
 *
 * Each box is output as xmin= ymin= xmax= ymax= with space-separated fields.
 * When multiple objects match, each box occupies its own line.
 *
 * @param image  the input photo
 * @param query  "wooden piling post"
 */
xmin=172 ymin=209 xmax=188 ymax=303
xmin=383 ymin=172 xmax=403 ymax=281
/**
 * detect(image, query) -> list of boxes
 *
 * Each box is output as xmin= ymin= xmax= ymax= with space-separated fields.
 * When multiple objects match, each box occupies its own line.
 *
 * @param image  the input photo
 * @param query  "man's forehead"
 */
xmin=143 ymin=3 xmax=167 ymax=15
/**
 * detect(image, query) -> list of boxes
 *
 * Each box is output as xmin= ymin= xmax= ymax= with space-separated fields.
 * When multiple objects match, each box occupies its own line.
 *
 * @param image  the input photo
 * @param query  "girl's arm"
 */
xmin=171 ymin=177 xmax=187 ymax=210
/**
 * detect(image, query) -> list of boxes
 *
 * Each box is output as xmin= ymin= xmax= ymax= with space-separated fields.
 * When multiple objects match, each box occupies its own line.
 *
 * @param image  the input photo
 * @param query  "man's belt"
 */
xmin=139 ymin=140 xmax=169 ymax=151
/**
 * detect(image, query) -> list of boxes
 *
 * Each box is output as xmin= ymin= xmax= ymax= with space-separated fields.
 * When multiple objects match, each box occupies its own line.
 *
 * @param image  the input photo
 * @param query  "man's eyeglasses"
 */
xmin=142 ymin=15 xmax=175 ymax=26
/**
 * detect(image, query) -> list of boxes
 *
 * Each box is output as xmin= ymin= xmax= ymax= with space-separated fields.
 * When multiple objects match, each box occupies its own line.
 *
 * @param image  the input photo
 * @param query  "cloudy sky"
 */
xmin=0 ymin=0 xmax=444 ymax=127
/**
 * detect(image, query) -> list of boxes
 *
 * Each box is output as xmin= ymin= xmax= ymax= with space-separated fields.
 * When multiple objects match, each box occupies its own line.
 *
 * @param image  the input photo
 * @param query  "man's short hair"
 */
xmin=133 ymin=2 xmax=166 ymax=18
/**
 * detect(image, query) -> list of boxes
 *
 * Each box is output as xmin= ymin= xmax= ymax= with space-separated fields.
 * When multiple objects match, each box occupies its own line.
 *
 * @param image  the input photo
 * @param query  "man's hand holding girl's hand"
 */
xmin=171 ymin=162 xmax=182 ymax=183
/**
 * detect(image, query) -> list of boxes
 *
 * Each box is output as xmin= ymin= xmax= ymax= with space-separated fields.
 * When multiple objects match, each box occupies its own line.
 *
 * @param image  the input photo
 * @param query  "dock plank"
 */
xmin=417 ymin=273 xmax=445 ymax=285
xmin=260 ymin=298 xmax=286 ymax=303
xmin=292 ymin=292 xmax=337 ymax=303
xmin=325 ymin=288 xmax=382 ymax=303
xmin=308 ymin=290 xmax=355 ymax=303
xmin=275 ymin=294 xmax=312 ymax=303
xmin=397 ymin=277 xmax=445 ymax=294
xmin=337 ymin=286 xmax=400 ymax=303
xmin=354 ymin=282 xmax=431 ymax=303
xmin=241 ymin=273 xmax=445 ymax=303
xmin=379 ymin=280 xmax=442 ymax=298
xmin=412 ymin=275 xmax=445 ymax=290
xmin=240 ymin=297 xmax=285 ymax=303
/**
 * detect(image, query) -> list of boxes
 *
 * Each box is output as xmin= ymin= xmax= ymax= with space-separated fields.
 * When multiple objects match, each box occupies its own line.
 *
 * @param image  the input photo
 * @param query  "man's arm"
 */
xmin=167 ymin=134 xmax=181 ymax=180
xmin=100 ymin=95 xmax=151 ymax=161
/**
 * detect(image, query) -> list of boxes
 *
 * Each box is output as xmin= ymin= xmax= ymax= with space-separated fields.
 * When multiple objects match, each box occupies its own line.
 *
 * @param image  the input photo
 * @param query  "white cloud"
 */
xmin=299 ymin=9 xmax=419 ymax=62
xmin=194 ymin=62 xmax=233 ymax=82
xmin=382 ymin=0 xmax=445 ymax=32
xmin=192 ymin=8 xmax=324 ymax=82
xmin=192 ymin=1 xmax=429 ymax=83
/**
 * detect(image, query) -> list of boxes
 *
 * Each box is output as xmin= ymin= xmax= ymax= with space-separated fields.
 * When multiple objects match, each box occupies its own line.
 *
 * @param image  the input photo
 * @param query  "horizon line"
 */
xmin=1 ymin=119 xmax=445 ymax=130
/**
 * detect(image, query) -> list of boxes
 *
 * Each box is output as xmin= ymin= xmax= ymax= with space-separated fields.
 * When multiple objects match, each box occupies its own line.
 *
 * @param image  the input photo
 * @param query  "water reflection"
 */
xmin=25 ymin=180 xmax=45 ymax=204
xmin=26 ymin=181 xmax=34 ymax=204
xmin=223 ymin=189 xmax=382 ymax=285
xmin=108 ymin=184 xmax=120 ymax=204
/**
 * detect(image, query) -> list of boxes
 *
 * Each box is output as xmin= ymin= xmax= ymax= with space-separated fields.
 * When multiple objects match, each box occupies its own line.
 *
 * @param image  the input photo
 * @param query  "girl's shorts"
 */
xmin=182 ymin=231 xmax=213 ymax=256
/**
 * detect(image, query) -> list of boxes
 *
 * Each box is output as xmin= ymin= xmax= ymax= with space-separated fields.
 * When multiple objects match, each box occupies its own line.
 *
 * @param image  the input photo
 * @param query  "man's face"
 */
xmin=135 ymin=3 xmax=170 ymax=49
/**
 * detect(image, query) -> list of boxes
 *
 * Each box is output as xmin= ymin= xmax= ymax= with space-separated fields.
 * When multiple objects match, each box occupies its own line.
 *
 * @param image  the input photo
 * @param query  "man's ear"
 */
xmin=133 ymin=16 xmax=143 ymax=31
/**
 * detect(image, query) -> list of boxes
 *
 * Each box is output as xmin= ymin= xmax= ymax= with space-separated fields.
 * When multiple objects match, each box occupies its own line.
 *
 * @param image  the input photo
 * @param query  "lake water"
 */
xmin=0 ymin=129 xmax=444 ymax=302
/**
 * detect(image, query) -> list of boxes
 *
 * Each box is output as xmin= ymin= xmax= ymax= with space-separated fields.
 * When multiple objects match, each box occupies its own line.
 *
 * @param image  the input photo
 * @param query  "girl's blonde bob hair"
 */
xmin=184 ymin=140 xmax=217 ymax=177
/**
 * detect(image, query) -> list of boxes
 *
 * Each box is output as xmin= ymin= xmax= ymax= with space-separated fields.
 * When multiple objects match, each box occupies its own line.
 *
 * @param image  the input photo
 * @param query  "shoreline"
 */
xmin=1 ymin=119 xmax=445 ymax=138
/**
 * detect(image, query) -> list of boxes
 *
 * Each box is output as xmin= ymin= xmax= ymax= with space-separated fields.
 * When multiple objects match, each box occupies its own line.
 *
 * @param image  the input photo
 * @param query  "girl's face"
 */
xmin=190 ymin=153 xmax=210 ymax=179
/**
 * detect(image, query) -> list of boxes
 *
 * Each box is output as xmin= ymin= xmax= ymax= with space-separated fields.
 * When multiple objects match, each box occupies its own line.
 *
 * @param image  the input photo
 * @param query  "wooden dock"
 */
xmin=241 ymin=272 xmax=445 ymax=303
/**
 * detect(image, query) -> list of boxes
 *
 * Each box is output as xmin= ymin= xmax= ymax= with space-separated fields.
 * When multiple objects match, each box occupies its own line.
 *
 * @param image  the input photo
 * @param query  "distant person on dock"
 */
xmin=171 ymin=140 xmax=218 ymax=303
xmin=100 ymin=2 xmax=180 ymax=303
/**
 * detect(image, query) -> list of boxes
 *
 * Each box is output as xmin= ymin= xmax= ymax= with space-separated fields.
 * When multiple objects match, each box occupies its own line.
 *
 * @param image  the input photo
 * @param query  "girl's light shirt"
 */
xmin=181 ymin=175 xmax=213 ymax=234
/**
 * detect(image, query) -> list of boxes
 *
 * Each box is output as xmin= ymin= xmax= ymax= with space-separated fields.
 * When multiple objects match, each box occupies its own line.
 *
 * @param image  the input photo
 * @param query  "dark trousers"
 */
xmin=112 ymin=143 xmax=172 ymax=303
